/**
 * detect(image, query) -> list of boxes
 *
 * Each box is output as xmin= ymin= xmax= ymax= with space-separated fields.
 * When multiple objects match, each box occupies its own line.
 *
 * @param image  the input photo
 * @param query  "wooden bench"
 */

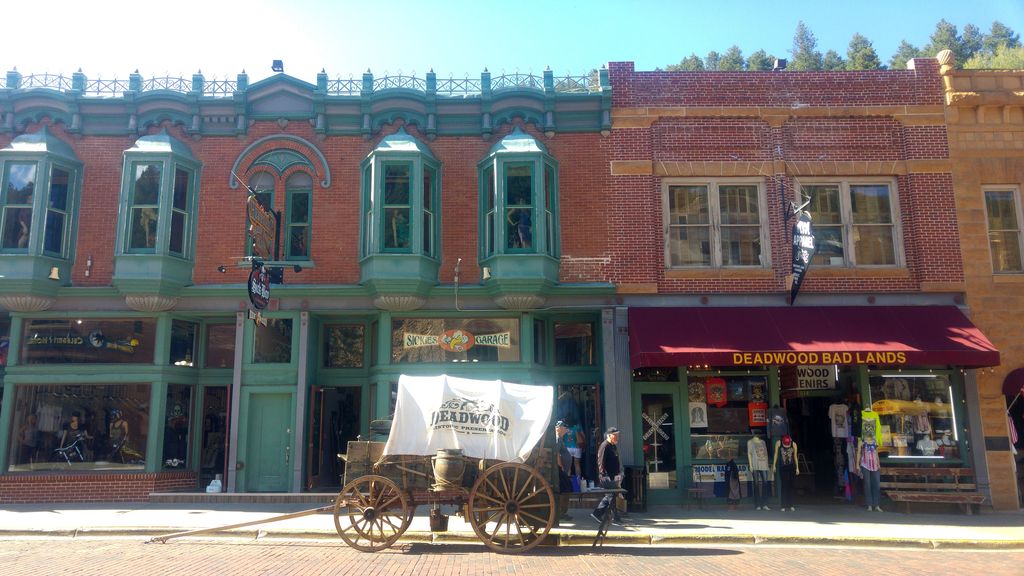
xmin=880 ymin=466 xmax=986 ymax=514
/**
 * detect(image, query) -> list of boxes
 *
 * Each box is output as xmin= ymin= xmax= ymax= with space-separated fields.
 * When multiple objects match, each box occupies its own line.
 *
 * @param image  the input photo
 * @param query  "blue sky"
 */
xmin=3 ymin=0 xmax=1022 ymax=83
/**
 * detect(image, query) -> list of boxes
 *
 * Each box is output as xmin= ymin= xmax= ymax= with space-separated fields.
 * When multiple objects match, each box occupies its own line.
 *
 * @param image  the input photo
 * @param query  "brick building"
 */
xmin=940 ymin=50 xmax=1024 ymax=510
xmin=0 ymin=57 xmax=1012 ymax=512
xmin=604 ymin=59 xmax=1004 ymax=510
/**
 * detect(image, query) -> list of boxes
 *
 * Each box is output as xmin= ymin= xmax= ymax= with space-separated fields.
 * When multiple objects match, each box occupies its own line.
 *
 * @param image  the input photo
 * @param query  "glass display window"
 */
xmin=204 ymin=322 xmax=236 ymax=369
xmin=163 ymin=384 xmax=193 ymax=469
xmin=21 ymin=318 xmax=156 ymax=364
xmin=688 ymin=373 xmax=767 ymax=462
xmin=7 ymin=383 xmax=150 ymax=472
xmin=253 ymin=318 xmax=293 ymax=363
xmin=170 ymin=320 xmax=197 ymax=367
xmin=323 ymin=324 xmax=365 ymax=368
xmin=868 ymin=373 xmax=961 ymax=460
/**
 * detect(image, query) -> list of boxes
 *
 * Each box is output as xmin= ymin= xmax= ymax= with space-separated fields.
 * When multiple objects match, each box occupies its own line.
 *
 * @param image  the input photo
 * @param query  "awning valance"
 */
xmin=628 ymin=306 xmax=999 ymax=369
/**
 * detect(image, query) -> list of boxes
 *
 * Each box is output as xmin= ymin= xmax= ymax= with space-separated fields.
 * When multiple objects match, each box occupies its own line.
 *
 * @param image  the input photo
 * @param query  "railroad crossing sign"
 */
xmin=642 ymin=412 xmax=671 ymax=472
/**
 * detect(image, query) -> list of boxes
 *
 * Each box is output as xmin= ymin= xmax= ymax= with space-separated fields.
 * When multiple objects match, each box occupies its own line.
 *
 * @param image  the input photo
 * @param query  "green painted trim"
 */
xmin=0 ymin=382 xmax=14 ymax=471
xmin=631 ymin=381 xmax=687 ymax=505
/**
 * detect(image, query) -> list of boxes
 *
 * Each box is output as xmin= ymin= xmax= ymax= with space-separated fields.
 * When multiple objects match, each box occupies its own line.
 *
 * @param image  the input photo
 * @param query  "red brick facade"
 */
xmin=0 ymin=471 xmax=196 ymax=504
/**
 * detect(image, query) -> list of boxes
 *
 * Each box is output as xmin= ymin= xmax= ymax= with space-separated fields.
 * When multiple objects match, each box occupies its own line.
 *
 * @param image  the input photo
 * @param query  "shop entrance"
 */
xmin=244 ymin=392 xmax=292 ymax=492
xmin=307 ymin=386 xmax=362 ymax=490
xmin=786 ymin=395 xmax=853 ymax=505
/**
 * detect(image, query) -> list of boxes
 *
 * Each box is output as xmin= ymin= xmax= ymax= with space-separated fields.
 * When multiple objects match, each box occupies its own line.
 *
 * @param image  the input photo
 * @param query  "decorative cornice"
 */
xmin=124 ymin=294 xmax=179 ymax=312
xmin=0 ymin=294 xmax=56 ymax=312
xmin=372 ymin=294 xmax=426 ymax=311
xmin=492 ymin=294 xmax=546 ymax=310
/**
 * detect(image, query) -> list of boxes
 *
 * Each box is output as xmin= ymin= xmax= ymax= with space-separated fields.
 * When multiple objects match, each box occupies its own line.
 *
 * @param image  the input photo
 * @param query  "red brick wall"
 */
xmin=606 ymin=59 xmax=962 ymax=295
xmin=0 ymin=471 xmax=196 ymax=503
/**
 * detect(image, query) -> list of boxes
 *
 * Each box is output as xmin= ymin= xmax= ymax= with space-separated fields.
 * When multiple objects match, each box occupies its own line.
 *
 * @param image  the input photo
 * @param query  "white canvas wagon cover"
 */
xmin=383 ymin=374 xmax=553 ymax=462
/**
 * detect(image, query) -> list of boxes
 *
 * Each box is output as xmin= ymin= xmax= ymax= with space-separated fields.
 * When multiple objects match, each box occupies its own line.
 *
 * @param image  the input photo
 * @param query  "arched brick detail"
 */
xmin=228 ymin=134 xmax=330 ymax=190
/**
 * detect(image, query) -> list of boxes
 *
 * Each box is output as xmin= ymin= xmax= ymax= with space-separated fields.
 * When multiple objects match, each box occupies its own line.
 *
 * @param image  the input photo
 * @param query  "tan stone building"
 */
xmin=941 ymin=50 xmax=1024 ymax=510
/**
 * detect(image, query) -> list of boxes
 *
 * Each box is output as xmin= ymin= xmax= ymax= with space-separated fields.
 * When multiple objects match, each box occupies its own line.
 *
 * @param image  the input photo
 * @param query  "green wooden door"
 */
xmin=246 ymin=392 xmax=292 ymax=492
xmin=633 ymin=383 xmax=685 ymax=505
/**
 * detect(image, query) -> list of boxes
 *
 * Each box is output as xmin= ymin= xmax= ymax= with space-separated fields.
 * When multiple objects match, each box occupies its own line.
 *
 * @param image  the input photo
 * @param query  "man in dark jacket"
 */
xmin=591 ymin=426 xmax=624 ymax=524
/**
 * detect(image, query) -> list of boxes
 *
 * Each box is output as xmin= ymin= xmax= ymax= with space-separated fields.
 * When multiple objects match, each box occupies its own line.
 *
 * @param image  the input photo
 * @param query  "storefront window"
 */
xmin=204 ymin=323 xmax=236 ymax=369
xmin=555 ymin=383 xmax=601 ymax=482
xmin=868 ymin=373 xmax=961 ymax=460
xmin=391 ymin=318 xmax=520 ymax=363
xmin=253 ymin=318 xmax=293 ymax=363
xmin=199 ymin=386 xmax=228 ymax=489
xmin=323 ymin=324 xmax=364 ymax=368
xmin=163 ymin=384 xmax=192 ymax=469
xmin=170 ymin=320 xmax=197 ymax=367
xmin=21 ymin=318 xmax=156 ymax=364
xmin=689 ymin=374 xmax=768 ymax=462
xmin=7 ymin=383 xmax=150 ymax=472
xmin=554 ymin=322 xmax=594 ymax=366
xmin=0 ymin=319 xmax=9 ymax=366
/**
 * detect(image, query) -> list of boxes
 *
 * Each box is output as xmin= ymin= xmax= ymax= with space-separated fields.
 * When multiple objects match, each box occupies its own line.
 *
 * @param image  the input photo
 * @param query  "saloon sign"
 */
xmin=248 ymin=262 xmax=271 ymax=310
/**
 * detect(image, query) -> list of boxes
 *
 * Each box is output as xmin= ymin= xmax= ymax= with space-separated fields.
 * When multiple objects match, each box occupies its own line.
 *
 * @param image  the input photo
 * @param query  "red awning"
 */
xmin=629 ymin=306 xmax=999 ymax=368
xmin=1003 ymin=368 xmax=1024 ymax=396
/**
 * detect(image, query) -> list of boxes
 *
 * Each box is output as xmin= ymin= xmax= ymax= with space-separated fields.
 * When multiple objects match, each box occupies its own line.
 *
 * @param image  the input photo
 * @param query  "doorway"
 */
xmin=786 ymin=395 xmax=851 ymax=504
xmin=198 ymin=386 xmax=229 ymax=491
xmin=634 ymin=384 xmax=683 ymax=505
xmin=308 ymin=386 xmax=362 ymax=491
xmin=245 ymin=392 xmax=292 ymax=492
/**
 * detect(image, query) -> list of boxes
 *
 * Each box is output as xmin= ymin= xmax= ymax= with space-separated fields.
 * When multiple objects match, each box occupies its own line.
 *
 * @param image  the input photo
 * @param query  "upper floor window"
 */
xmin=664 ymin=178 xmax=767 ymax=267
xmin=984 ymin=186 xmax=1023 ymax=273
xmin=286 ymin=172 xmax=312 ymax=260
xmin=478 ymin=128 xmax=559 ymax=259
xmin=360 ymin=128 xmax=440 ymax=258
xmin=119 ymin=130 xmax=200 ymax=259
xmin=798 ymin=179 xmax=901 ymax=267
xmin=0 ymin=127 xmax=81 ymax=258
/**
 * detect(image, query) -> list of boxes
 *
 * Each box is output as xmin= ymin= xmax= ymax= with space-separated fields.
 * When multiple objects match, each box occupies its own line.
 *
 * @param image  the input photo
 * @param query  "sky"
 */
xmin=3 ymin=0 xmax=1023 ymax=84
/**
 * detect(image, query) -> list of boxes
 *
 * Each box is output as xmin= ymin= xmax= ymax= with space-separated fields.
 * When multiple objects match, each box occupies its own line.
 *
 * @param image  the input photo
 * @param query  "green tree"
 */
xmin=923 ymin=19 xmax=970 ymax=64
xmin=984 ymin=21 xmax=1021 ymax=54
xmin=889 ymin=40 xmax=923 ymax=69
xmin=965 ymin=44 xmax=1024 ymax=69
xmin=790 ymin=21 xmax=823 ymax=70
xmin=846 ymin=33 xmax=882 ymax=69
xmin=704 ymin=50 xmax=722 ymax=71
xmin=666 ymin=53 xmax=705 ymax=71
xmin=822 ymin=50 xmax=845 ymax=70
xmin=961 ymin=24 xmax=983 ymax=61
xmin=746 ymin=49 xmax=775 ymax=71
xmin=719 ymin=45 xmax=745 ymax=71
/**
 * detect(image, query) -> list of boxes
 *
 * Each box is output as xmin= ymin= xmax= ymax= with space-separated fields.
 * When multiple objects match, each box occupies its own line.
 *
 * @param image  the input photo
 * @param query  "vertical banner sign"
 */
xmin=248 ymin=262 xmax=270 ymax=310
xmin=247 ymin=195 xmax=277 ymax=261
xmin=790 ymin=211 xmax=816 ymax=304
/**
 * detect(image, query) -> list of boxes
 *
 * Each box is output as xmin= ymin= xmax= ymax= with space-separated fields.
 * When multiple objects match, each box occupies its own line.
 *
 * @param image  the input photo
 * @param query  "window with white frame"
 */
xmin=983 ymin=186 xmax=1023 ymax=273
xmin=798 ymin=179 xmax=900 ymax=267
xmin=664 ymin=179 xmax=767 ymax=267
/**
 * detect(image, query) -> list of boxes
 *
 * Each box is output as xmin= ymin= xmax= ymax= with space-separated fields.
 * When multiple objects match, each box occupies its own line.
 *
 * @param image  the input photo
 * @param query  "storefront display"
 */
xmin=7 ymin=383 xmax=151 ymax=472
xmin=868 ymin=373 xmax=962 ymax=460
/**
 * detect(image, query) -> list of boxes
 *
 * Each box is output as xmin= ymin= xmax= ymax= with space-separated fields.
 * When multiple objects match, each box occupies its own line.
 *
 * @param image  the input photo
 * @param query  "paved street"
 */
xmin=1 ymin=536 xmax=1022 ymax=576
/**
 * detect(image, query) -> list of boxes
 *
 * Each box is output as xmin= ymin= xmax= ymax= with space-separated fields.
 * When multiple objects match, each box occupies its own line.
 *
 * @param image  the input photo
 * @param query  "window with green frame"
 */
xmin=128 ymin=163 xmax=161 ymax=251
xmin=1 ymin=162 xmax=36 ymax=251
xmin=383 ymin=162 xmax=411 ymax=251
xmin=477 ymin=128 xmax=559 ymax=259
xmin=44 ymin=165 xmax=71 ymax=256
xmin=286 ymin=172 xmax=312 ymax=259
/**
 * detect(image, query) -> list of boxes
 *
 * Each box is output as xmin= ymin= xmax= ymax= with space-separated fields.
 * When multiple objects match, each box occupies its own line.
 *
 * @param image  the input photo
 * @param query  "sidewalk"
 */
xmin=2 ymin=500 xmax=1022 ymax=549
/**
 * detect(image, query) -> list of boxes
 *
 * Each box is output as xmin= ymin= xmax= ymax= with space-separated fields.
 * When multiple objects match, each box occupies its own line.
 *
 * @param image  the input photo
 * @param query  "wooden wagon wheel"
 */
xmin=467 ymin=462 xmax=555 ymax=553
xmin=333 ymin=474 xmax=412 ymax=552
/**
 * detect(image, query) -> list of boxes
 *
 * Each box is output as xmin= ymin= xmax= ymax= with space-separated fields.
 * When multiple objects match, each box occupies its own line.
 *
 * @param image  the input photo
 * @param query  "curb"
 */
xmin=2 ymin=527 xmax=1023 ymax=550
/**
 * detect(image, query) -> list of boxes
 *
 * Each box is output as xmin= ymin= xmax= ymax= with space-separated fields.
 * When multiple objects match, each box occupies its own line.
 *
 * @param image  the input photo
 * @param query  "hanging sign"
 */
xmin=248 ymin=262 xmax=270 ymax=310
xmin=795 ymin=365 xmax=836 ymax=390
xmin=247 ymin=195 xmax=277 ymax=261
xmin=790 ymin=211 xmax=816 ymax=304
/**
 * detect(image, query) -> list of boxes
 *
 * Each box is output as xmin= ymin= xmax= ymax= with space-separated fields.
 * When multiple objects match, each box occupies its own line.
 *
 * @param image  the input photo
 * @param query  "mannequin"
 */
xmin=770 ymin=434 xmax=799 ymax=512
xmin=725 ymin=459 xmax=741 ymax=506
xmin=915 ymin=431 xmax=939 ymax=456
xmin=747 ymin=432 xmax=771 ymax=510
xmin=108 ymin=409 xmax=130 ymax=462
xmin=857 ymin=405 xmax=883 ymax=511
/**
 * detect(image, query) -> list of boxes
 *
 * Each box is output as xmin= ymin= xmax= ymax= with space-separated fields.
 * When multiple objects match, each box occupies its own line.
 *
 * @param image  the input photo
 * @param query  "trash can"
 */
xmin=623 ymin=465 xmax=648 ymax=513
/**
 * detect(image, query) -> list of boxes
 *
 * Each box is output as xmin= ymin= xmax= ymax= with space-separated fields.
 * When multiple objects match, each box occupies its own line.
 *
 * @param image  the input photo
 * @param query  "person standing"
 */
xmin=591 ymin=426 xmax=624 ymax=525
xmin=554 ymin=420 xmax=574 ymax=521
xmin=771 ymin=434 xmax=799 ymax=512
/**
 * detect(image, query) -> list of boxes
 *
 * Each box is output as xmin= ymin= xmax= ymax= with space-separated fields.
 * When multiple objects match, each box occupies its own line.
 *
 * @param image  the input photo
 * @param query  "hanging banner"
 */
xmin=790 ymin=211 xmax=816 ymax=305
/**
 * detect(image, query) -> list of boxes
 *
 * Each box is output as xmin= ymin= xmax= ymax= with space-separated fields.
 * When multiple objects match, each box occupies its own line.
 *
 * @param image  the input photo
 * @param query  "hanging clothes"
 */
xmin=725 ymin=459 xmax=741 ymax=504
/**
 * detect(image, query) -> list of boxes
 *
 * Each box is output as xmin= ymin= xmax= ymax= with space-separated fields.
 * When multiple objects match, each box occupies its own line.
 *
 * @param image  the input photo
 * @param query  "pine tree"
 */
xmin=822 ymin=50 xmax=845 ymax=70
xmin=965 ymin=45 xmax=1024 ymax=69
xmin=847 ymin=33 xmax=882 ymax=69
xmin=924 ymin=19 xmax=966 ymax=63
xmin=984 ymin=21 xmax=1021 ymax=55
xmin=704 ymin=51 xmax=722 ymax=71
xmin=961 ymin=24 xmax=983 ymax=62
xmin=790 ymin=21 xmax=823 ymax=70
xmin=746 ymin=50 xmax=775 ymax=71
xmin=889 ymin=40 xmax=923 ymax=69
xmin=719 ymin=45 xmax=745 ymax=71
xmin=666 ymin=54 xmax=705 ymax=71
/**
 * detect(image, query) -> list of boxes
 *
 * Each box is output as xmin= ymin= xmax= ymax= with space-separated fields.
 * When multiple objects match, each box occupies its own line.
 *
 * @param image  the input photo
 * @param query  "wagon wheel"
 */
xmin=468 ymin=462 xmax=555 ymax=553
xmin=333 ymin=475 xmax=412 ymax=552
